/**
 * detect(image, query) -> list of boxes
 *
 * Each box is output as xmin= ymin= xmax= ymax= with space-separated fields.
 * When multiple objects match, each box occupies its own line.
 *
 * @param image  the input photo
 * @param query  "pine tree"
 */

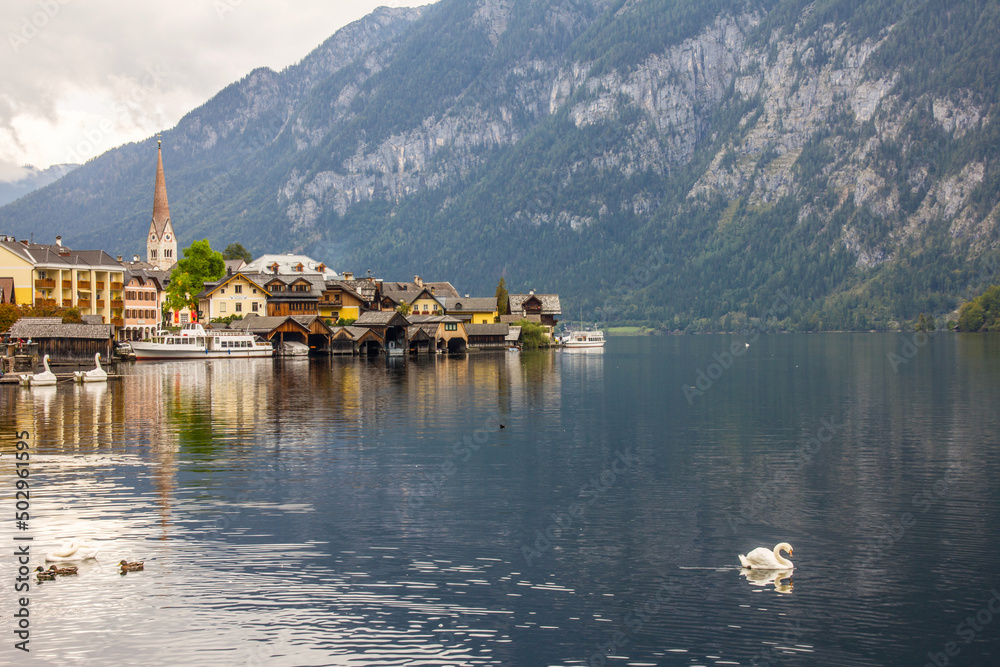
xmin=495 ymin=277 xmax=508 ymax=317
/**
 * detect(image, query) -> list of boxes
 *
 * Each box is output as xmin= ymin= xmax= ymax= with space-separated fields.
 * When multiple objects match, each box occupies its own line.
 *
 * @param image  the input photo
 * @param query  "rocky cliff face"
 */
xmin=3 ymin=0 xmax=999 ymax=329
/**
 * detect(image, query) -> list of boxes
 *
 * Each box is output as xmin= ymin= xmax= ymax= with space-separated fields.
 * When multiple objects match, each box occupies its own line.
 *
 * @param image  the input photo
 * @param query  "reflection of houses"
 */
xmin=229 ymin=313 xmax=333 ymax=353
xmin=437 ymin=296 xmax=498 ymax=324
xmin=196 ymin=272 xmax=269 ymax=321
xmin=506 ymin=293 xmax=562 ymax=338
xmin=122 ymin=270 xmax=163 ymax=340
xmin=8 ymin=318 xmax=114 ymax=362
xmin=407 ymin=315 xmax=468 ymax=353
xmin=354 ymin=310 xmax=410 ymax=355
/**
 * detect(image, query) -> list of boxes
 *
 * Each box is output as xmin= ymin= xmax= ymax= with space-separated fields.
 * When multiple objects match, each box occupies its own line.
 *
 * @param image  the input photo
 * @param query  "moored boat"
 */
xmin=131 ymin=323 xmax=273 ymax=360
xmin=562 ymin=330 xmax=605 ymax=348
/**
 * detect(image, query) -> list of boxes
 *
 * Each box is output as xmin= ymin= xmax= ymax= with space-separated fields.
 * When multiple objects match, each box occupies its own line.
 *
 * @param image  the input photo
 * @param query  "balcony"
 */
xmin=37 ymin=298 xmax=56 ymax=307
xmin=96 ymin=281 xmax=105 ymax=290
xmin=96 ymin=299 xmax=106 ymax=308
xmin=35 ymin=279 xmax=55 ymax=289
xmin=110 ymin=282 xmax=123 ymax=291
xmin=62 ymin=299 xmax=73 ymax=307
xmin=111 ymin=318 xmax=124 ymax=327
xmin=111 ymin=299 xmax=124 ymax=309
xmin=77 ymin=281 xmax=91 ymax=290
xmin=62 ymin=280 xmax=72 ymax=289
xmin=78 ymin=299 xmax=91 ymax=308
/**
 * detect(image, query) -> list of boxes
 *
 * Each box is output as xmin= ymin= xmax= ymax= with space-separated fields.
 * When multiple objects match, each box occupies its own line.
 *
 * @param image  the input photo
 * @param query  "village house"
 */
xmin=261 ymin=274 xmax=323 ymax=317
xmin=229 ymin=314 xmax=333 ymax=353
xmin=378 ymin=276 xmax=460 ymax=312
xmin=437 ymin=296 xmax=498 ymax=324
xmin=319 ymin=276 xmax=372 ymax=323
xmin=407 ymin=314 xmax=469 ymax=353
xmin=196 ymin=272 xmax=270 ymax=321
xmin=353 ymin=310 xmax=410 ymax=355
xmin=122 ymin=270 xmax=163 ymax=340
xmin=242 ymin=254 xmax=338 ymax=280
xmin=505 ymin=292 xmax=562 ymax=338
xmin=0 ymin=235 xmax=125 ymax=326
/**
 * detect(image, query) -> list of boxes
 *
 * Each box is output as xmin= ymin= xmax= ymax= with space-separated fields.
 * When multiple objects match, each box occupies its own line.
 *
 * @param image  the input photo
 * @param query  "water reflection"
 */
xmin=1 ymin=337 xmax=1000 ymax=665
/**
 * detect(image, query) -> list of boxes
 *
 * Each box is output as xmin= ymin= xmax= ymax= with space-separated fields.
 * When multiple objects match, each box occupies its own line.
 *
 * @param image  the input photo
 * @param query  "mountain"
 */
xmin=3 ymin=0 xmax=1000 ymax=331
xmin=0 ymin=163 xmax=79 ymax=206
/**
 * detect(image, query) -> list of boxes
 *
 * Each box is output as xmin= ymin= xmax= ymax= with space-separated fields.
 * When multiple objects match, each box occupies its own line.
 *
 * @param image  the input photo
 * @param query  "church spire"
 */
xmin=151 ymin=136 xmax=171 ymax=236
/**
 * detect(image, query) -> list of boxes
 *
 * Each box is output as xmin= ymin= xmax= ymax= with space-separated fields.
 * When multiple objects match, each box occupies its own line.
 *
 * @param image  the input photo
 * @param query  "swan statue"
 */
xmin=740 ymin=567 xmax=793 ymax=594
xmin=45 ymin=541 xmax=100 ymax=562
xmin=23 ymin=354 xmax=57 ymax=387
xmin=74 ymin=352 xmax=108 ymax=383
xmin=738 ymin=542 xmax=793 ymax=569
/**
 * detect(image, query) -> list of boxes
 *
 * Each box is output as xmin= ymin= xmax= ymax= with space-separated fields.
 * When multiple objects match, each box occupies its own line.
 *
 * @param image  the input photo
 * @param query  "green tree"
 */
xmin=396 ymin=301 xmax=413 ymax=316
xmin=0 ymin=303 xmax=18 ymax=332
xmin=61 ymin=307 xmax=84 ymax=324
xmin=958 ymin=301 xmax=985 ymax=332
xmin=495 ymin=277 xmax=508 ymax=317
xmin=166 ymin=240 xmax=226 ymax=316
xmin=222 ymin=242 xmax=252 ymax=263
xmin=515 ymin=318 xmax=545 ymax=349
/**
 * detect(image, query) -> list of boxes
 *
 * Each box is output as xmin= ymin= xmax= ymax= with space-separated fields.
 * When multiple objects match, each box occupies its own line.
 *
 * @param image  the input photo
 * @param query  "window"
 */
xmin=252 ymin=302 xmax=259 ymax=312
xmin=445 ymin=323 xmax=457 ymax=331
xmin=165 ymin=249 xmax=172 ymax=258
xmin=235 ymin=303 xmax=242 ymax=313
xmin=220 ymin=303 xmax=226 ymax=313
xmin=235 ymin=284 xmax=243 ymax=294
xmin=151 ymin=249 xmax=157 ymax=259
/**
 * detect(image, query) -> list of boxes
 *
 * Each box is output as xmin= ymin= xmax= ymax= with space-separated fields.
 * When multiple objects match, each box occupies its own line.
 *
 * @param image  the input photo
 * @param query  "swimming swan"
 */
xmin=45 ymin=541 xmax=100 ymax=562
xmin=74 ymin=353 xmax=108 ymax=383
xmin=738 ymin=542 xmax=793 ymax=569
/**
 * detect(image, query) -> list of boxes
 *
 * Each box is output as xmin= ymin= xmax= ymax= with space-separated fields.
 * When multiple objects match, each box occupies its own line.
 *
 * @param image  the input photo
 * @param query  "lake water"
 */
xmin=2 ymin=334 xmax=1000 ymax=666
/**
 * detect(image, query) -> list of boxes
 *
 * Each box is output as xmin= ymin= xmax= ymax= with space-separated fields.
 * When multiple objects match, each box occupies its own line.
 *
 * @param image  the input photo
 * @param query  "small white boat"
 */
xmin=131 ymin=323 xmax=273 ymax=360
xmin=280 ymin=340 xmax=310 ymax=357
xmin=562 ymin=330 xmax=605 ymax=348
xmin=74 ymin=352 xmax=109 ymax=383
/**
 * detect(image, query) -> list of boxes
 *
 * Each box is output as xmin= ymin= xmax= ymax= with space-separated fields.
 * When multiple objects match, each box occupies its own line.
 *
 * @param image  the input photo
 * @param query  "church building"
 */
xmin=147 ymin=139 xmax=177 ymax=271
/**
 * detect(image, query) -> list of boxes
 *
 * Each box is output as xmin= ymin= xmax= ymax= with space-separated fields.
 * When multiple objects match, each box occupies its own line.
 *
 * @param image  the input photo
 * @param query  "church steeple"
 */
xmin=147 ymin=137 xmax=178 ymax=271
xmin=151 ymin=138 xmax=171 ymax=235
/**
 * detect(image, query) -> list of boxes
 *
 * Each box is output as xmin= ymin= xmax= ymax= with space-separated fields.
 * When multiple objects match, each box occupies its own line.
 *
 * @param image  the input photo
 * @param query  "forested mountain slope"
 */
xmin=3 ymin=0 xmax=999 ymax=330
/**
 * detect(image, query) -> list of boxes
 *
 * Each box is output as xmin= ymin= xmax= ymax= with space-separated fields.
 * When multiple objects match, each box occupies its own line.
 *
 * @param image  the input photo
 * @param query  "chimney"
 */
xmin=117 ymin=255 xmax=123 ymax=262
xmin=343 ymin=272 xmax=353 ymax=280
xmin=413 ymin=275 xmax=423 ymax=287
xmin=529 ymin=290 xmax=535 ymax=295
xmin=465 ymin=294 xmax=469 ymax=298
xmin=227 ymin=266 xmax=233 ymax=276
xmin=55 ymin=235 xmax=62 ymax=246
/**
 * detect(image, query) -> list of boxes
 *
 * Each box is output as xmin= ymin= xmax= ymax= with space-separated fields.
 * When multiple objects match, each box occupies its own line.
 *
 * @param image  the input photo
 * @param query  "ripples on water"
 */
xmin=2 ymin=335 xmax=1000 ymax=665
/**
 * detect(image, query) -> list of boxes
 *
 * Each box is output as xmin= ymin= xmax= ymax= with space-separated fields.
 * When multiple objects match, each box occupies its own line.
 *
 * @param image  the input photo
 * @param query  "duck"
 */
xmin=46 ymin=564 xmax=79 ymax=576
xmin=738 ymin=542 xmax=794 ymax=570
xmin=45 ymin=541 xmax=100 ymax=562
xmin=119 ymin=560 xmax=144 ymax=572
xmin=74 ymin=352 xmax=108 ymax=383
xmin=25 ymin=354 xmax=57 ymax=387
xmin=35 ymin=569 xmax=57 ymax=581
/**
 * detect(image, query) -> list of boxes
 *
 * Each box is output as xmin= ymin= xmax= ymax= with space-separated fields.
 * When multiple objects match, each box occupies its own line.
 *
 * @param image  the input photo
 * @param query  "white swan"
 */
xmin=740 ymin=567 xmax=794 ymax=594
xmin=45 ymin=541 xmax=100 ymax=562
xmin=26 ymin=354 xmax=57 ymax=387
xmin=738 ymin=542 xmax=793 ymax=569
xmin=74 ymin=352 xmax=108 ymax=383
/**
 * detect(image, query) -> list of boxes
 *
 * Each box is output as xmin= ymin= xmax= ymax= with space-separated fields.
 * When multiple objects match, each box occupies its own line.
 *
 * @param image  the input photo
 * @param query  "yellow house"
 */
xmin=197 ymin=272 xmax=270 ymax=321
xmin=0 ymin=236 xmax=35 ymax=305
xmin=2 ymin=236 xmax=125 ymax=324
xmin=319 ymin=280 xmax=368 ymax=322
xmin=439 ymin=297 xmax=498 ymax=324
xmin=406 ymin=287 xmax=446 ymax=317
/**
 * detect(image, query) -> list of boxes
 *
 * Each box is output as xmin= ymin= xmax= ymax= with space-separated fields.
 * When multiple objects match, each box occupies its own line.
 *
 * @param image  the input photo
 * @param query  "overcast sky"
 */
xmin=0 ymin=0 xmax=432 ymax=182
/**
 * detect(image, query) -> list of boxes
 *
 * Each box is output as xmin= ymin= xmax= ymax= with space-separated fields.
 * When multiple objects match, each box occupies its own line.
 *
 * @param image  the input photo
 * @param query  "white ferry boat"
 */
xmin=562 ymin=330 xmax=605 ymax=348
xmin=131 ymin=323 xmax=274 ymax=360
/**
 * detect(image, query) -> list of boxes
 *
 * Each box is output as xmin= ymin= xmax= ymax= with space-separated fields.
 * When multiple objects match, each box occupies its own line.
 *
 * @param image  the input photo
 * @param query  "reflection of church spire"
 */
xmin=151 ymin=137 xmax=171 ymax=235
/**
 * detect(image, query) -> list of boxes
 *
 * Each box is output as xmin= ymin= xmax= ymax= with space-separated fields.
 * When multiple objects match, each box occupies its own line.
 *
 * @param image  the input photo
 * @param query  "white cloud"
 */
xmin=0 ymin=0 xmax=432 ymax=176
